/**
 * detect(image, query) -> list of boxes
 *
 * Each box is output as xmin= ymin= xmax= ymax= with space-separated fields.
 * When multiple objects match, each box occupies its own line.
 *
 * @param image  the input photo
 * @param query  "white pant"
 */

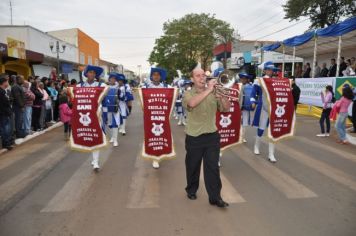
xmin=242 ymin=110 xmax=251 ymax=127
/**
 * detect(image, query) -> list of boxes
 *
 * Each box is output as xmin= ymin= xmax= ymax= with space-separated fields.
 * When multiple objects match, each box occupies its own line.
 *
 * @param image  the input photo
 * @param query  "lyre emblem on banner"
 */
xmin=219 ymin=114 xmax=232 ymax=128
xmin=79 ymin=112 xmax=92 ymax=126
xmin=151 ymin=123 xmax=164 ymax=136
xmin=275 ymin=104 xmax=286 ymax=118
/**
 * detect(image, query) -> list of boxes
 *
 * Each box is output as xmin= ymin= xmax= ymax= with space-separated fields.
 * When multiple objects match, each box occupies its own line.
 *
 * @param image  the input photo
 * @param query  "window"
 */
xmin=88 ymin=55 xmax=92 ymax=65
xmin=80 ymin=52 xmax=85 ymax=65
xmin=94 ymin=59 xmax=99 ymax=66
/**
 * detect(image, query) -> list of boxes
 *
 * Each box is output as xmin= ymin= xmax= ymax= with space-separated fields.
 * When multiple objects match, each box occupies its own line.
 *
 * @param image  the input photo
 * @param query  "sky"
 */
xmin=0 ymin=0 xmax=312 ymax=74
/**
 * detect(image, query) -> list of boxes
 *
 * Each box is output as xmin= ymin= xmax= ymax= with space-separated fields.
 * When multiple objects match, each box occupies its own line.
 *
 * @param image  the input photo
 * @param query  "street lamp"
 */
xmin=49 ymin=41 xmax=66 ymax=76
xmin=254 ymin=41 xmax=264 ymax=76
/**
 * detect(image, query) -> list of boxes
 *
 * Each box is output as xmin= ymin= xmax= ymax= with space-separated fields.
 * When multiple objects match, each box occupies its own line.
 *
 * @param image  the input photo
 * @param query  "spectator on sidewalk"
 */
xmin=339 ymin=57 xmax=347 ymax=77
xmin=38 ymin=82 xmax=50 ymax=130
xmin=59 ymin=95 xmax=72 ymax=141
xmin=303 ymin=63 xmax=311 ymax=78
xmin=351 ymin=86 xmax=356 ymax=133
xmin=31 ymin=81 xmax=43 ymax=132
xmin=291 ymin=77 xmax=301 ymax=110
xmin=334 ymin=86 xmax=354 ymax=144
xmin=11 ymin=75 xmax=26 ymax=138
xmin=295 ymin=64 xmax=303 ymax=78
xmin=47 ymin=81 xmax=58 ymax=122
xmin=317 ymin=85 xmax=334 ymax=137
xmin=320 ymin=63 xmax=329 ymax=77
xmin=314 ymin=62 xmax=321 ymax=78
xmin=22 ymin=81 xmax=35 ymax=135
xmin=49 ymin=67 xmax=57 ymax=82
xmin=0 ymin=74 xmax=13 ymax=150
xmin=328 ymin=59 xmax=337 ymax=77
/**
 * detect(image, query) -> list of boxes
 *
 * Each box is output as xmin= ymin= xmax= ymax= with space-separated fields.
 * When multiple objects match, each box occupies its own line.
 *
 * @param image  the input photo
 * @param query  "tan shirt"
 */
xmin=183 ymin=87 xmax=223 ymax=137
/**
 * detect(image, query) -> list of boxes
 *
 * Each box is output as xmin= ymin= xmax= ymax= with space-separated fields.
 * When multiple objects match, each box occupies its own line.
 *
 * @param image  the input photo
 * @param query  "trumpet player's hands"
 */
xmin=207 ymin=79 xmax=217 ymax=93
xmin=251 ymin=103 xmax=256 ymax=109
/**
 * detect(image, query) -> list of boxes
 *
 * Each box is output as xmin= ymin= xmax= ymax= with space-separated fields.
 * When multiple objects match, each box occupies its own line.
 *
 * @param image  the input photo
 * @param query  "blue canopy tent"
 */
xmin=262 ymin=16 xmax=356 ymax=77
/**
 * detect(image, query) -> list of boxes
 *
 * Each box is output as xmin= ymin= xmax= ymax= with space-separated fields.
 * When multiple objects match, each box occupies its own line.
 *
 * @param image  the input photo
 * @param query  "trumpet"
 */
xmin=213 ymin=72 xmax=240 ymax=101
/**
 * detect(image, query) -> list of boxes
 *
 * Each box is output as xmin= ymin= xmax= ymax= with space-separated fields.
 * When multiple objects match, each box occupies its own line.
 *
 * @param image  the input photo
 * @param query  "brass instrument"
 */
xmin=213 ymin=71 xmax=240 ymax=101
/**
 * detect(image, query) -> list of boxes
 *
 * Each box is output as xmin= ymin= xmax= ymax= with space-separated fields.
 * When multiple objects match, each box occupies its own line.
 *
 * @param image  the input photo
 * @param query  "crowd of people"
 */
xmin=0 ymin=71 xmax=78 ymax=150
xmin=295 ymin=57 xmax=356 ymax=78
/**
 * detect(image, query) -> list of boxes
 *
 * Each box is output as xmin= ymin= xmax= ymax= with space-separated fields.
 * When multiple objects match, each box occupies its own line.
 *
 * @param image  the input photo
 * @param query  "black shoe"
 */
xmin=4 ymin=146 xmax=13 ymax=151
xmin=187 ymin=193 xmax=197 ymax=200
xmin=209 ymin=199 xmax=229 ymax=208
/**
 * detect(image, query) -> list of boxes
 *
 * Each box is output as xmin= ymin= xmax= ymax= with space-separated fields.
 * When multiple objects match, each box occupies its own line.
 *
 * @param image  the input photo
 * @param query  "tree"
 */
xmin=148 ymin=13 xmax=235 ymax=81
xmin=283 ymin=0 xmax=356 ymax=29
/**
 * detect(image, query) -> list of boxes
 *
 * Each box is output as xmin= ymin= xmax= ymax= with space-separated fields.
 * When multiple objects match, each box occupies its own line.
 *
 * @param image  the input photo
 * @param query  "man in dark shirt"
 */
xmin=11 ymin=75 xmax=26 ymax=138
xmin=320 ymin=62 xmax=329 ymax=77
xmin=0 ymin=74 xmax=13 ymax=150
xmin=339 ymin=57 xmax=347 ymax=77
xmin=303 ymin=63 xmax=311 ymax=78
xmin=328 ymin=59 xmax=337 ymax=77
xmin=291 ymin=78 xmax=301 ymax=110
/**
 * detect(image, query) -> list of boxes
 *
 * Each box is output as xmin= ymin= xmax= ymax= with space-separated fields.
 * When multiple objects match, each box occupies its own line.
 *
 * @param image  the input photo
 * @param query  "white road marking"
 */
xmin=126 ymin=154 xmax=160 ymax=209
xmin=0 ymin=145 xmax=69 ymax=207
xmin=0 ymin=143 xmax=50 ymax=171
xmin=231 ymin=146 xmax=317 ymax=199
xmin=41 ymin=149 xmax=112 ymax=212
xmin=296 ymin=136 xmax=356 ymax=163
xmin=199 ymin=170 xmax=246 ymax=203
xmin=274 ymin=141 xmax=356 ymax=192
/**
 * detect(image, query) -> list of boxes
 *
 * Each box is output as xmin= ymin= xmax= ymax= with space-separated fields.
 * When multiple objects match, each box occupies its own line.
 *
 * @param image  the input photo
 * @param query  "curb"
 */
xmin=0 ymin=122 xmax=63 ymax=155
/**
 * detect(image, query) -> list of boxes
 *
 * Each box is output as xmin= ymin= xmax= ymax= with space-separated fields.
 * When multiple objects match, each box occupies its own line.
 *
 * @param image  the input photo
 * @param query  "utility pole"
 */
xmin=9 ymin=0 xmax=13 ymax=25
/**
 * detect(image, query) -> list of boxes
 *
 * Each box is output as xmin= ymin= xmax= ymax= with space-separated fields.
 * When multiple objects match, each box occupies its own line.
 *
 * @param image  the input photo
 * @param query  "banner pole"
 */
xmin=312 ymin=36 xmax=318 ymax=78
xmin=336 ymin=36 xmax=342 ymax=77
xmin=282 ymin=44 xmax=285 ymax=77
xmin=292 ymin=46 xmax=296 ymax=76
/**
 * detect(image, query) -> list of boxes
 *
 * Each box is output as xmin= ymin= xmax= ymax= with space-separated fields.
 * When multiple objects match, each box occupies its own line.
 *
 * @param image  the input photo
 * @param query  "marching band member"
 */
xmin=125 ymin=82 xmax=134 ymax=115
xmin=238 ymin=72 xmax=254 ymax=143
xmin=117 ymin=74 xmax=129 ymax=136
xmin=103 ymin=72 xmax=122 ymax=147
xmin=144 ymin=67 xmax=168 ymax=169
xmin=78 ymin=65 xmax=106 ymax=172
xmin=183 ymin=64 xmax=230 ymax=208
xmin=250 ymin=61 xmax=279 ymax=163
xmin=176 ymin=79 xmax=186 ymax=126
xmin=177 ymin=79 xmax=193 ymax=126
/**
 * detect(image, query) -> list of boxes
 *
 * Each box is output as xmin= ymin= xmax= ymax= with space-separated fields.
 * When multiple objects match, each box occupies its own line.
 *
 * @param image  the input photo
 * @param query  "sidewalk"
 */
xmin=0 ymin=122 xmax=63 ymax=156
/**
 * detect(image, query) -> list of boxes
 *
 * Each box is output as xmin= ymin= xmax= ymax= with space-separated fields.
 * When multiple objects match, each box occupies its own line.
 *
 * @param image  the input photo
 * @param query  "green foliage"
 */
xmin=283 ymin=0 xmax=356 ymax=29
xmin=148 ymin=13 xmax=235 ymax=81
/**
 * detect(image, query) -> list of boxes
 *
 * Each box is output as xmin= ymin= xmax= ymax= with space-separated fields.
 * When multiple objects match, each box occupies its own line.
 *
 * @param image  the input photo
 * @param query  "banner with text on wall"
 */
xmin=295 ymin=77 xmax=336 ymax=107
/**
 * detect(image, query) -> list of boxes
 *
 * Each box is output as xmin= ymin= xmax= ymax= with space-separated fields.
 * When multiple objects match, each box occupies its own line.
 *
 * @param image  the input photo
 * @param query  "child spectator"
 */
xmin=334 ymin=85 xmax=354 ymax=144
xmin=317 ymin=85 xmax=334 ymax=137
xmin=59 ymin=93 xmax=72 ymax=141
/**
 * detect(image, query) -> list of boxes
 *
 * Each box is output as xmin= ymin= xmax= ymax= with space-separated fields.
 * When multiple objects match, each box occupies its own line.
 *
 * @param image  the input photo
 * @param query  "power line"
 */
xmin=240 ymin=11 xmax=283 ymax=34
xmin=254 ymin=18 xmax=309 ymax=40
xmin=243 ymin=18 xmax=286 ymax=37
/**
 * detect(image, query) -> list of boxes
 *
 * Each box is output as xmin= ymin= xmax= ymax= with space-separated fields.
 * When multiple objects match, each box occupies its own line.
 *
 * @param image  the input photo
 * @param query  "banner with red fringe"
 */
xmin=138 ymin=88 xmax=177 ymax=161
xmin=259 ymin=77 xmax=296 ymax=142
xmin=216 ymin=83 xmax=243 ymax=150
xmin=70 ymin=86 xmax=108 ymax=152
